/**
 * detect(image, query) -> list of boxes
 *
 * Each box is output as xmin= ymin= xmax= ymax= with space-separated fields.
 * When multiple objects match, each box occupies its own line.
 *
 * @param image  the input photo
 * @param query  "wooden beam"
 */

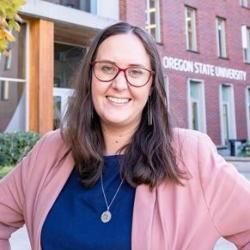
xmin=29 ymin=19 xmax=54 ymax=134
xmin=29 ymin=19 xmax=39 ymax=132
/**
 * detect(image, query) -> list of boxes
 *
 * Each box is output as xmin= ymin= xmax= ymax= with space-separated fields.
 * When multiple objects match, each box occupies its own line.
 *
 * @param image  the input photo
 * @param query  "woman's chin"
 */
xmin=101 ymin=115 xmax=139 ymax=129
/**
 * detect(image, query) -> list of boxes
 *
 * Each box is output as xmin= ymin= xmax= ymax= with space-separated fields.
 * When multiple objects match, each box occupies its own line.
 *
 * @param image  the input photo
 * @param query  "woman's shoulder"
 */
xmin=172 ymin=127 xmax=213 ymax=150
xmin=22 ymin=129 xmax=70 ymax=171
xmin=36 ymin=129 xmax=68 ymax=152
xmin=173 ymin=127 xmax=209 ymax=140
xmin=171 ymin=128 xmax=218 ymax=171
xmin=40 ymin=129 xmax=64 ymax=143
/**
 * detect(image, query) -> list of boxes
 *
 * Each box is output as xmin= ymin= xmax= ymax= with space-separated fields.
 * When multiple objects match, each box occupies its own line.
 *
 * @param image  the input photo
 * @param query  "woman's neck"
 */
xmin=101 ymin=123 xmax=138 ymax=156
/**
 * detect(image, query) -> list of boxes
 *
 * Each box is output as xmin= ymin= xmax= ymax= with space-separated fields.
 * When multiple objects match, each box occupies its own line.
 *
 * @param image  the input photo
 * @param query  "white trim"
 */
xmin=0 ymin=77 xmax=26 ymax=82
xmin=231 ymin=85 xmax=237 ymax=138
xmin=246 ymin=86 xmax=250 ymax=140
xmin=187 ymin=78 xmax=207 ymax=133
xmin=20 ymin=0 xmax=117 ymax=30
xmin=219 ymin=84 xmax=237 ymax=145
xmin=96 ymin=0 xmax=119 ymax=20
xmin=25 ymin=22 xmax=30 ymax=132
xmin=219 ymin=85 xmax=224 ymax=144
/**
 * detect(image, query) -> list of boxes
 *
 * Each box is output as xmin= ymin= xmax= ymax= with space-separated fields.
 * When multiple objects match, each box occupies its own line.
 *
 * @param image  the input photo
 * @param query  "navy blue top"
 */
xmin=41 ymin=155 xmax=135 ymax=250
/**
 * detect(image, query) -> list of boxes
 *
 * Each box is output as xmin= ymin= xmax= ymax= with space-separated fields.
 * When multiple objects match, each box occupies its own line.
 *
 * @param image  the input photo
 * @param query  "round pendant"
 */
xmin=101 ymin=210 xmax=112 ymax=223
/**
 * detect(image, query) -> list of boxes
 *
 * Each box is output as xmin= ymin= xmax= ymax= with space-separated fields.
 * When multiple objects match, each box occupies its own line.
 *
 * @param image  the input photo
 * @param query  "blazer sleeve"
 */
xmin=197 ymin=133 xmax=250 ymax=249
xmin=0 ymin=133 xmax=49 ymax=250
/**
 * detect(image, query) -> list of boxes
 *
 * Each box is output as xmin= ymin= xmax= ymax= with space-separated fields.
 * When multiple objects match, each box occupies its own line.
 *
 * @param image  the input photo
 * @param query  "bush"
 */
xmin=0 ymin=131 xmax=40 ymax=166
xmin=238 ymin=141 xmax=250 ymax=157
xmin=0 ymin=166 xmax=14 ymax=178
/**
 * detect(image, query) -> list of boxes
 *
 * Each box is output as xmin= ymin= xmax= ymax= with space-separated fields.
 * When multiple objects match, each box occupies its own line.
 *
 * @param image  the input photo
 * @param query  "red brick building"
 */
xmin=120 ymin=0 xmax=250 ymax=152
xmin=0 ymin=0 xmax=249 ymax=155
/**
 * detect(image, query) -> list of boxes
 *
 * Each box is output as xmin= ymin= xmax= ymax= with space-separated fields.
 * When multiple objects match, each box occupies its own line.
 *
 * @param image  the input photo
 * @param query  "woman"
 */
xmin=0 ymin=22 xmax=250 ymax=250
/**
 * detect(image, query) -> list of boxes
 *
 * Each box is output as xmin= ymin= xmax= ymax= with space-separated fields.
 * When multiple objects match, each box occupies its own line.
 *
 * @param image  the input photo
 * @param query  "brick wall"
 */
xmin=119 ymin=0 xmax=250 ymax=145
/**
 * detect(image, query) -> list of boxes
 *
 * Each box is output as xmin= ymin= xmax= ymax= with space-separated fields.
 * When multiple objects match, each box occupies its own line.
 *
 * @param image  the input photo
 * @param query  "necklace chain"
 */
xmin=100 ymin=173 xmax=124 ymax=210
xmin=100 ymin=173 xmax=124 ymax=223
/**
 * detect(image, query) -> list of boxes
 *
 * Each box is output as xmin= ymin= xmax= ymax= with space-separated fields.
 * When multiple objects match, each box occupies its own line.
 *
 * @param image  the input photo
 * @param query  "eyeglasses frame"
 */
xmin=90 ymin=60 xmax=155 ymax=87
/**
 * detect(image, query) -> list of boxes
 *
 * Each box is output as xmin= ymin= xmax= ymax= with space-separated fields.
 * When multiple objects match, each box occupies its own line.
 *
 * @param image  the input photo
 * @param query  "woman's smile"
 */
xmin=106 ymin=96 xmax=131 ymax=104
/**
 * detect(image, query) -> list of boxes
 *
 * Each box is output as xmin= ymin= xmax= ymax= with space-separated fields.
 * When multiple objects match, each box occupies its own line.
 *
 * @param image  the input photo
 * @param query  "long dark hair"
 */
xmin=62 ymin=22 xmax=186 ymax=188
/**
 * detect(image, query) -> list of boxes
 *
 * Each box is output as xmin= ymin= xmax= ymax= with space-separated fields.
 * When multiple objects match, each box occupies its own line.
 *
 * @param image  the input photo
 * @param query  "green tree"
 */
xmin=0 ymin=0 xmax=26 ymax=54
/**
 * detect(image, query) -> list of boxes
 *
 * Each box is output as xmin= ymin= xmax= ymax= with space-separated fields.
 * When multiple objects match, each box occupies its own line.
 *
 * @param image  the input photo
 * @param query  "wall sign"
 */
xmin=163 ymin=56 xmax=247 ymax=81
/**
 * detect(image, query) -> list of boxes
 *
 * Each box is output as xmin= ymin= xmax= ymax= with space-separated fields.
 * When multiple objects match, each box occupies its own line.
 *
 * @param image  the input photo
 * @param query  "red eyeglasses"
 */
xmin=91 ymin=60 xmax=154 ymax=87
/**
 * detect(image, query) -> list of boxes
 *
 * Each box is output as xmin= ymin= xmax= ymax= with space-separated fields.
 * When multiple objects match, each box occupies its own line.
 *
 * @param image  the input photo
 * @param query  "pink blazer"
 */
xmin=0 ymin=129 xmax=250 ymax=250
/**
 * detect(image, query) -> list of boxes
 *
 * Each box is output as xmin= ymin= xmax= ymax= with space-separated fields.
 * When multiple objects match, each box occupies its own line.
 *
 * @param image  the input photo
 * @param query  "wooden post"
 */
xmin=29 ymin=19 xmax=54 ymax=134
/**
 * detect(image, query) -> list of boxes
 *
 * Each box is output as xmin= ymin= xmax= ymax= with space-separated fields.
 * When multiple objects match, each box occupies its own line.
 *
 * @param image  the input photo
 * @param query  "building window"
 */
xmin=54 ymin=43 xmax=85 ymax=88
xmin=145 ymin=0 xmax=161 ymax=42
xmin=187 ymin=79 xmax=206 ymax=132
xmin=4 ymin=49 xmax=12 ymax=70
xmin=54 ymin=43 xmax=84 ymax=128
xmin=0 ymin=81 xmax=9 ymax=101
xmin=79 ymin=0 xmax=97 ymax=14
xmin=240 ymin=0 xmax=248 ymax=7
xmin=185 ymin=6 xmax=197 ymax=51
xmin=0 ymin=23 xmax=27 ymax=132
xmin=220 ymin=85 xmax=236 ymax=145
xmin=44 ymin=0 xmax=97 ymax=14
xmin=242 ymin=25 xmax=250 ymax=63
xmin=246 ymin=87 xmax=250 ymax=139
xmin=216 ymin=17 xmax=227 ymax=58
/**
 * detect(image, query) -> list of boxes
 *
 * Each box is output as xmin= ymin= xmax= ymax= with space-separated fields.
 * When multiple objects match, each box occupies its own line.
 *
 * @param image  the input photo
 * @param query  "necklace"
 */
xmin=100 ymin=173 xmax=124 ymax=223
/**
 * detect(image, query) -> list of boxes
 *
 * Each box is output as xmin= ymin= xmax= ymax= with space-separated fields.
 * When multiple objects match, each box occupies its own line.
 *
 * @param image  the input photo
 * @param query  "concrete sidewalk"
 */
xmin=10 ymin=226 xmax=31 ymax=250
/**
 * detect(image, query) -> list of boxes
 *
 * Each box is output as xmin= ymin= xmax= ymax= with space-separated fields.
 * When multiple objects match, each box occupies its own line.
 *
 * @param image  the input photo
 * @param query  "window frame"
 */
xmin=246 ymin=86 xmax=250 ymax=140
xmin=187 ymin=78 xmax=207 ymax=132
xmin=219 ymin=84 xmax=236 ymax=145
xmin=145 ymin=0 xmax=161 ymax=42
xmin=242 ymin=25 xmax=250 ymax=63
xmin=216 ymin=17 xmax=227 ymax=58
xmin=0 ymin=80 xmax=9 ymax=101
xmin=240 ymin=0 xmax=249 ymax=8
xmin=185 ymin=6 xmax=198 ymax=52
xmin=0 ymin=21 xmax=29 ymax=132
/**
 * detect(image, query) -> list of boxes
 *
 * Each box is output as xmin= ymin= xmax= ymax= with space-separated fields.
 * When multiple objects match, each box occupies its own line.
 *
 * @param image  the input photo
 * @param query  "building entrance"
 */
xmin=53 ymin=42 xmax=85 ymax=129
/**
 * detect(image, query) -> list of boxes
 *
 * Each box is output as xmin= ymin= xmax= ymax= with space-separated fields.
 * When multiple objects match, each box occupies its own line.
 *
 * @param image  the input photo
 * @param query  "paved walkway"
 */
xmin=10 ymin=226 xmax=31 ymax=250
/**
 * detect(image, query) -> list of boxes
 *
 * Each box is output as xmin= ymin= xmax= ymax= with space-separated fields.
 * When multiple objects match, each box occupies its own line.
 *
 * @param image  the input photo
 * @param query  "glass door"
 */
xmin=53 ymin=42 xmax=85 ymax=129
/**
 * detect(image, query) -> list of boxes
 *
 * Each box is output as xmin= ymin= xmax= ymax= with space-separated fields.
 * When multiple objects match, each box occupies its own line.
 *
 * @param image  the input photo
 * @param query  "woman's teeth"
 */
xmin=107 ymin=96 xmax=130 ymax=104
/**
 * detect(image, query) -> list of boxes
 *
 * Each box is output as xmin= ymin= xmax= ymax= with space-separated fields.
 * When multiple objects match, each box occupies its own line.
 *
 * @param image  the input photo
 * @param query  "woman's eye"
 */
xmin=129 ymin=68 xmax=143 ymax=77
xmin=101 ymin=65 xmax=115 ymax=73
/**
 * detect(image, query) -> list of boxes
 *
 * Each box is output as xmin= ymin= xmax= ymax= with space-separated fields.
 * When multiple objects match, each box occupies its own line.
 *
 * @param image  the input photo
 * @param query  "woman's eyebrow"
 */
xmin=128 ymin=63 xmax=147 ymax=68
xmin=96 ymin=59 xmax=148 ymax=68
xmin=95 ymin=59 xmax=115 ymax=64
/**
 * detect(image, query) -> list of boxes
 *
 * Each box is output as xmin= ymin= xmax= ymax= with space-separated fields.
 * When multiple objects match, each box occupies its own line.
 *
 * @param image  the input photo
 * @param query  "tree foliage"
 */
xmin=0 ymin=0 xmax=26 ymax=54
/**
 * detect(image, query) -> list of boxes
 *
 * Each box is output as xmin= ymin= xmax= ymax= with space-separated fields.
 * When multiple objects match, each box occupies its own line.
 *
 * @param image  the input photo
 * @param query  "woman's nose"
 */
xmin=111 ymin=71 xmax=129 ymax=90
